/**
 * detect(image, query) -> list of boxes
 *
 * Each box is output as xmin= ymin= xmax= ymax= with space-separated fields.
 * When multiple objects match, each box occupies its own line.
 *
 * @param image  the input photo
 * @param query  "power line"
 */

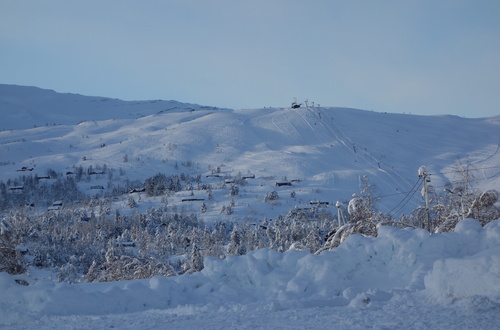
xmin=388 ymin=179 xmax=423 ymax=217
xmin=365 ymin=171 xmax=500 ymax=202
xmin=337 ymin=166 xmax=500 ymax=218
xmin=425 ymin=172 xmax=500 ymax=191
xmin=370 ymin=182 xmax=423 ymax=200
xmin=385 ymin=171 xmax=500 ymax=217
xmin=376 ymin=170 xmax=500 ymax=218
xmin=386 ymin=178 xmax=421 ymax=214
xmin=433 ymin=165 xmax=500 ymax=176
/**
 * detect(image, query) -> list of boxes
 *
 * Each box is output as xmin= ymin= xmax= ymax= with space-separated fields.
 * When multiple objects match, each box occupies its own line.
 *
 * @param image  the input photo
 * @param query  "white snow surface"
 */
xmin=1 ymin=84 xmax=499 ymax=217
xmin=1 ymin=85 xmax=500 ymax=328
xmin=2 ymin=218 xmax=500 ymax=329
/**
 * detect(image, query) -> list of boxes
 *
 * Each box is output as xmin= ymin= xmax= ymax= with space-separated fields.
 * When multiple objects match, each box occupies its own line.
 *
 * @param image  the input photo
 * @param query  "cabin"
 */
xmin=309 ymin=201 xmax=330 ymax=206
xmin=90 ymin=185 xmax=105 ymax=190
xmin=114 ymin=241 xmax=137 ymax=248
xmin=181 ymin=198 xmax=205 ymax=202
xmin=224 ymin=179 xmax=235 ymax=184
xmin=242 ymin=174 xmax=255 ymax=179
xmin=66 ymin=171 xmax=74 ymax=175
xmin=206 ymin=174 xmax=220 ymax=178
xmin=8 ymin=186 xmax=24 ymax=191
xmin=88 ymin=170 xmax=104 ymax=175
xmin=17 ymin=166 xmax=34 ymax=172
xmin=129 ymin=188 xmax=146 ymax=194
xmin=275 ymin=181 xmax=292 ymax=187
xmin=48 ymin=201 xmax=63 ymax=211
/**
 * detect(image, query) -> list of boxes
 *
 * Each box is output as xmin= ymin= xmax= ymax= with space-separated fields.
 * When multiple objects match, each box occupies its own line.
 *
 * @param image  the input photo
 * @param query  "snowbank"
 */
xmin=424 ymin=219 xmax=500 ymax=301
xmin=1 ymin=219 xmax=500 ymax=328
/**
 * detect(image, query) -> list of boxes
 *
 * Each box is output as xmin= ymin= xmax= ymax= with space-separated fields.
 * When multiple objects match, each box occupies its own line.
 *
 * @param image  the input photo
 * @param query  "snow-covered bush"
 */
xmin=127 ymin=196 xmax=137 ymax=209
xmin=221 ymin=205 xmax=232 ymax=215
xmin=230 ymin=184 xmax=239 ymax=196
xmin=264 ymin=190 xmax=279 ymax=204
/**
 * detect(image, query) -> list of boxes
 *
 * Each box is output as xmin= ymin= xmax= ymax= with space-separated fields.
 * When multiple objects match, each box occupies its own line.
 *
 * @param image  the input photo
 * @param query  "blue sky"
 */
xmin=1 ymin=1 xmax=499 ymax=117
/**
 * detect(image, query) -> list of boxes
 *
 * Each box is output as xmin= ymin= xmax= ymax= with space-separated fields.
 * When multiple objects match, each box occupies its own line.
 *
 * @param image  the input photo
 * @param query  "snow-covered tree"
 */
xmin=127 ymin=196 xmax=137 ymax=209
xmin=0 ymin=219 xmax=24 ymax=274
xmin=230 ymin=184 xmax=239 ymax=196
xmin=186 ymin=243 xmax=204 ymax=273
xmin=227 ymin=228 xmax=245 ymax=256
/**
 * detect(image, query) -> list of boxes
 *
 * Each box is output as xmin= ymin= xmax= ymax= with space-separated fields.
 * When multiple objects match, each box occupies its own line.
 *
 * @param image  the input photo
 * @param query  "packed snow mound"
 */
xmin=1 ymin=219 xmax=499 ymax=327
xmin=424 ymin=219 xmax=500 ymax=301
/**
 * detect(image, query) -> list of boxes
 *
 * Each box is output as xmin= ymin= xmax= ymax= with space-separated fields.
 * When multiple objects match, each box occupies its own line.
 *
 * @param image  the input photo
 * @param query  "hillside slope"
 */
xmin=1 ymin=85 xmax=499 ymax=217
xmin=0 ymin=84 xmax=223 ymax=130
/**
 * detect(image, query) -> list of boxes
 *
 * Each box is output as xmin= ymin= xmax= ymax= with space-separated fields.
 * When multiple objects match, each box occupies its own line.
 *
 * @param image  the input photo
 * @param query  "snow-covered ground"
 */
xmin=2 ymin=218 xmax=500 ymax=329
xmin=1 ymin=85 xmax=500 ymax=328
xmin=1 ymin=84 xmax=499 ymax=218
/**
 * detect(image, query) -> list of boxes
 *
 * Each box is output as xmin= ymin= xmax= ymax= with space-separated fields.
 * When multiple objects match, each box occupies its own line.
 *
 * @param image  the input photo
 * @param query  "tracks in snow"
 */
xmin=301 ymin=107 xmax=415 ymax=193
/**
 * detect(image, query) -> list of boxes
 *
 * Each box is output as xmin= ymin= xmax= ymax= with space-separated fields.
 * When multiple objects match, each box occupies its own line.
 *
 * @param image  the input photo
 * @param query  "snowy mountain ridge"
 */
xmin=0 ymin=84 xmax=225 ymax=131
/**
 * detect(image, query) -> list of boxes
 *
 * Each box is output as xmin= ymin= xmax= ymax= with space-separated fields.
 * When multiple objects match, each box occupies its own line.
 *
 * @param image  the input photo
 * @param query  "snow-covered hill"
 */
xmin=1 ymin=85 xmax=500 ymax=329
xmin=0 ymin=84 xmax=223 ymax=131
xmin=1 ymin=84 xmax=499 ymax=217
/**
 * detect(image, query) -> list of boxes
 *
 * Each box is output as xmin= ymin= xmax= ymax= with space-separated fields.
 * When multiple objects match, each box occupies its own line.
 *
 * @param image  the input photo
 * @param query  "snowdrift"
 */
xmin=2 ymin=219 xmax=499 ymax=327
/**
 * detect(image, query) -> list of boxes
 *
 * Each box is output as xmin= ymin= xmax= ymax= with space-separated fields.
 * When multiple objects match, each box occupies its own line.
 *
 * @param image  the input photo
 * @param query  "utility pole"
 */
xmin=418 ymin=166 xmax=431 ymax=232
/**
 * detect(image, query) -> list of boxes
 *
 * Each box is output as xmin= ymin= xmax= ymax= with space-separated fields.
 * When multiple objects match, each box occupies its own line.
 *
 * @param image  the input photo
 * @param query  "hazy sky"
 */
xmin=1 ymin=1 xmax=499 ymax=117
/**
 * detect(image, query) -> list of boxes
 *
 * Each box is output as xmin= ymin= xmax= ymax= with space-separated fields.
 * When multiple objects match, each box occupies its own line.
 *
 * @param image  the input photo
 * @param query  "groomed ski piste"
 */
xmin=1 ymin=85 xmax=500 ymax=328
